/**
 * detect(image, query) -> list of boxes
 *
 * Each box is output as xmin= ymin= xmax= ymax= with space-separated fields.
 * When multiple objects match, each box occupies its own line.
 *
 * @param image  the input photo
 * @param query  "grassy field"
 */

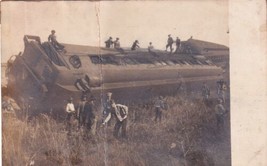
xmin=2 ymin=95 xmax=231 ymax=166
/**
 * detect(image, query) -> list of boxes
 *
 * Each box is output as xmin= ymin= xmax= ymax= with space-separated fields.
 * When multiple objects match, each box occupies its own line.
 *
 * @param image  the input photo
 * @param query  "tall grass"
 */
xmin=2 ymin=95 xmax=230 ymax=166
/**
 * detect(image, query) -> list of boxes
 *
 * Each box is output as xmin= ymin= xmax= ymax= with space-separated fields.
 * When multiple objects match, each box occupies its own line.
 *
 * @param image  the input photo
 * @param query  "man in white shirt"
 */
xmin=103 ymin=100 xmax=128 ymax=139
xmin=114 ymin=38 xmax=121 ymax=48
xmin=148 ymin=42 xmax=154 ymax=52
xmin=65 ymin=97 xmax=76 ymax=133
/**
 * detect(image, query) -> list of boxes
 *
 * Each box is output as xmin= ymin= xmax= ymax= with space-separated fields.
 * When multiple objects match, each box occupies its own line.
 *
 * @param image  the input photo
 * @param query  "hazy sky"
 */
xmin=1 ymin=1 xmax=228 ymax=62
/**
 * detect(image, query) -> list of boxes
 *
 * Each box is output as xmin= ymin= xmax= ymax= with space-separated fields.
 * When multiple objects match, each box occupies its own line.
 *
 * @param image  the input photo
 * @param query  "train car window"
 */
xmin=164 ymin=60 xmax=175 ymax=65
xmin=200 ymin=60 xmax=209 ymax=65
xmin=153 ymin=60 xmax=162 ymax=65
xmin=130 ymin=58 xmax=140 ymax=64
xmin=196 ymin=60 xmax=203 ymax=65
xmin=179 ymin=60 xmax=186 ymax=65
xmin=134 ymin=58 xmax=153 ymax=64
xmin=123 ymin=58 xmax=137 ymax=65
xmin=170 ymin=60 xmax=179 ymax=64
xmin=190 ymin=60 xmax=198 ymax=65
xmin=107 ymin=56 xmax=120 ymax=65
xmin=69 ymin=55 xmax=82 ymax=68
xmin=90 ymin=56 xmax=101 ymax=64
xmin=90 ymin=55 xmax=120 ymax=65
xmin=183 ymin=61 xmax=191 ymax=65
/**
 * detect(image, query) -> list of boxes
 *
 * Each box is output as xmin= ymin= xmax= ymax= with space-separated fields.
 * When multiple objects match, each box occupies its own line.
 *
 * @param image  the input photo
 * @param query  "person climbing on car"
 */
xmin=131 ymin=40 xmax=140 ymax=50
xmin=48 ymin=30 xmax=65 ymax=50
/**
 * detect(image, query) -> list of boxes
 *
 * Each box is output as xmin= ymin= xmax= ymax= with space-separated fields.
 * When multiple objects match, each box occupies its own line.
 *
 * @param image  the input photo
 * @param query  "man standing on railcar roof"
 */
xmin=105 ymin=37 xmax=114 ymax=48
xmin=166 ymin=34 xmax=174 ymax=53
xmin=174 ymin=37 xmax=181 ymax=53
xmin=114 ymin=38 xmax=121 ymax=48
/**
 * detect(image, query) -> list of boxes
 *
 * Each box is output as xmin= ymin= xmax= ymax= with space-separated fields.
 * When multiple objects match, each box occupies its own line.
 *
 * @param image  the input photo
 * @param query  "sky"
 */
xmin=1 ymin=1 xmax=228 ymax=62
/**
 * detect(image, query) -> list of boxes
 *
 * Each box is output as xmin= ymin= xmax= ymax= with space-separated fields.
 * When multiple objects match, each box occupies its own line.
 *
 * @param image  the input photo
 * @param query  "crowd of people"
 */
xmin=64 ymin=91 xmax=170 ymax=140
xmin=64 ymin=92 xmax=129 ymax=139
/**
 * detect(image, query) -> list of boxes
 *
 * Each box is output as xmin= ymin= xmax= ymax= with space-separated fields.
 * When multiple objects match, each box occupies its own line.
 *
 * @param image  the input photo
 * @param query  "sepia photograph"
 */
xmin=2 ymin=1 xmax=232 ymax=165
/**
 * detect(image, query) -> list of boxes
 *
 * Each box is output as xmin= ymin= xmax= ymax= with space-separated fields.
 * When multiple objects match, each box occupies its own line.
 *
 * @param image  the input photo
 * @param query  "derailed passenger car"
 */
xmin=6 ymin=35 xmax=225 ymax=113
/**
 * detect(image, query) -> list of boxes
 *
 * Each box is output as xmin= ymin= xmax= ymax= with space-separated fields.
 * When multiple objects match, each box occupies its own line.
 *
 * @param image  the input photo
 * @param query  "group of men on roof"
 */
xmin=104 ymin=34 xmax=182 ymax=53
xmin=48 ymin=30 xmax=187 ymax=55
xmin=105 ymin=37 xmax=121 ymax=49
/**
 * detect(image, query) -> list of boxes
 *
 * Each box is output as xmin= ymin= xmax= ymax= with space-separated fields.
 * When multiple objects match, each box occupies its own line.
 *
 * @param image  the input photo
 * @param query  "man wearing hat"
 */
xmin=113 ymin=101 xmax=128 ymax=139
xmin=217 ymin=79 xmax=227 ymax=103
xmin=131 ymin=40 xmax=140 ymax=50
xmin=174 ymin=37 xmax=181 ymax=53
xmin=166 ymin=34 xmax=174 ymax=52
xmin=105 ymin=37 xmax=113 ymax=48
xmin=83 ymin=96 xmax=97 ymax=135
xmin=215 ymin=99 xmax=227 ymax=130
xmin=77 ymin=94 xmax=88 ymax=128
xmin=154 ymin=96 xmax=166 ymax=122
xmin=114 ymin=38 xmax=121 ymax=48
xmin=102 ymin=92 xmax=114 ymax=126
xmin=48 ymin=30 xmax=65 ymax=50
xmin=103 ymin=100 xmax=128 ymax=139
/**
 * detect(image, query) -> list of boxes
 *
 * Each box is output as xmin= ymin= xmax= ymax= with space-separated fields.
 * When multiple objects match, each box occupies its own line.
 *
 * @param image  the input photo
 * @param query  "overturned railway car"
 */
xmin=7 ymin=35 xmax=224 ymax=113
xmin=180 ymin=38 xmax=229 ymax=69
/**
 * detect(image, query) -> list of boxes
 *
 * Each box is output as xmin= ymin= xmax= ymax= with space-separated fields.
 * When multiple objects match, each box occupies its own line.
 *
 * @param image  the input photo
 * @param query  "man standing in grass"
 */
xmin=77 ymin=94 xmax=87 ymax=129
xmin=103 ymin=92 xmax=114 ymax=126
xmin=65 ymin=97 xmax=76 ymax=134
xmin=215 ymin=99 xmax=227 ymax=130
xmin=84 ymin=96 xmax=97 ymax=136
xmin=201 ymin=82 xmax=210 ymax=102
xmin=154 ymin=96 xmax=166 ymax=122
xmin=103 ymin=100 xmax=128 ymax=139
xmin=112 ymin=101 xmax=128 ymax=139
